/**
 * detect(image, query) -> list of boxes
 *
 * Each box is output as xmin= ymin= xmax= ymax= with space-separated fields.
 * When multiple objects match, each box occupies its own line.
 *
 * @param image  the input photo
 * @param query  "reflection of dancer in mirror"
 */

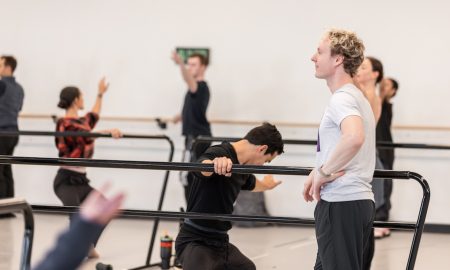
xmin=171 ymin=52 xmax=212 ymax=203
xmin=53 ymin=78 xmax=123 ymax=258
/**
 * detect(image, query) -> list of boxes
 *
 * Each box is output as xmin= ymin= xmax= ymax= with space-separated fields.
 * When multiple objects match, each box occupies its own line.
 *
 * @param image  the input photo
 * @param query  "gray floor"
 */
xmin=1 ymin=214 xmax=449 ymax=270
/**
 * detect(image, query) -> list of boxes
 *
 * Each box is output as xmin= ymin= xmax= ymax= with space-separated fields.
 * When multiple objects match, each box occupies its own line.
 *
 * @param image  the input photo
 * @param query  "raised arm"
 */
xmin=172 ymin=51 xmax=198 ymax=93
xmin=91 ymin=77 xmax=109 ymax=115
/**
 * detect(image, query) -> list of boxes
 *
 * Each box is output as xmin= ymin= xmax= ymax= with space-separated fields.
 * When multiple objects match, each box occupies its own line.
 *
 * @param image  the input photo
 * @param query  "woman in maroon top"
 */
xmin=54 ymin=77 xmax=122 ymax=258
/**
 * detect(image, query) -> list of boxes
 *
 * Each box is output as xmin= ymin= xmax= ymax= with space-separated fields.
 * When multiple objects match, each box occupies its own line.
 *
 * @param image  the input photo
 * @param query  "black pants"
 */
xmin=53 ymin=168 xmax=104 ymax=246
xmin=176 ymin=224 xmax=256 ymax=270
xmin=376 ymin=179 xmax=393 ymax=221
xmin=314 ymin=200 xmax=375 ymax=270
xmin=0 ymin=135 xmax=19 ymax=198
xmin=376 ymin=149 xmax=394 ymax=221
xmin=375 ymin=162 xmax=394 ymax=221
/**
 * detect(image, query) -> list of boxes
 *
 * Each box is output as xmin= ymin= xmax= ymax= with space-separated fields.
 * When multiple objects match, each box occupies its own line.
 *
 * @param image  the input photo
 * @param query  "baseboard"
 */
xmin=423 ymin=223 xmax=450 ymax=233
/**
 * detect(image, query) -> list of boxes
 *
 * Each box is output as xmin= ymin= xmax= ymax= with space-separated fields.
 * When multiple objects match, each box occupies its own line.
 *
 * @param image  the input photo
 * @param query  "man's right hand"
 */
xmin=172 ymin=114 xmax=182 ymax=124
xmin=311 ymin=170 xmax=345 ymax=201
xmin=98 ymin=77 xmax=109 ymax=95
xmin=171 ymin=51 xmax=184 ymax=65
xmin=303 ymin=169 xmax=315 ymax=202
xmin=212 ymin=157 xmax=233 ymax=177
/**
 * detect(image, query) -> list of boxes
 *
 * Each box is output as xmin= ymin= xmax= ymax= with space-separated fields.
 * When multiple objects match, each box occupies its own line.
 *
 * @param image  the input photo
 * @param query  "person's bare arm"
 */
xmin=94 ymin=128 xmax=123 ymax=139
xmin=171 ymin=52 xmax=198 ymax=93
xmin=252 ymin=175 xmax=282 ymax=192
xmin=172 ymin=114 xmax=182 ymax=124
xmin=91 ymin=77 xmax=109 ymax=115
xmin=310 ymin=115 xmax=365 ymax=200
xmin=353 ymin=79 xmax=381 ymax=123
xmin=365 ymin=91 xmax=381 ymax=123
xmin=374 ymin=96 xmax=382 ymax=123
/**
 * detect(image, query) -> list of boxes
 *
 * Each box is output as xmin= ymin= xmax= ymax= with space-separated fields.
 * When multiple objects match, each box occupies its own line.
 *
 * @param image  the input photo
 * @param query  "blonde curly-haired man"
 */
xmin=303 ymin=29 xmax=376 ymax=270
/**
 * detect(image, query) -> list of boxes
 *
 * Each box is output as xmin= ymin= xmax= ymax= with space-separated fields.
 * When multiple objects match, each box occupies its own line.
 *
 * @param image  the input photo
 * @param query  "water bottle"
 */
xmin=96 ymin=262 xmax=113 ymax=270
xmin=161 ymin=233 xmax=173 ymax=269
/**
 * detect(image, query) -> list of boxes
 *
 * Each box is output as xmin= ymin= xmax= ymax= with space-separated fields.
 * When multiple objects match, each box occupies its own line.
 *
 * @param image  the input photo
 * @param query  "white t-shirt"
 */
xmin=316 ymin=83 xmax=376 ymax=202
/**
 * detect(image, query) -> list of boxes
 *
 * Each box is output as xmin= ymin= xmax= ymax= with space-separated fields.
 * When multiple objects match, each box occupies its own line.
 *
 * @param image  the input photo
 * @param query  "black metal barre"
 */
xmin=377 ymin=142 xmax=450 ymax=151
xmin=190 ymin=136 xmax=434 ymax=270
xmin=0 ymin=198 xmax=34 ymax=270
xmin=30 ymin=205 xmax=417 ymax=230
xmin=0 ymin=130 xmax=175 ymax=269
xmin=0 ymin=155 xmax=430 ymax=270
xmin=192 ymin=136 xmax=450 ymax=151
xmin=0 ymin=155 xmax=416 ymax=179
xmin=0 ymin=130 xmax=170 ymax=140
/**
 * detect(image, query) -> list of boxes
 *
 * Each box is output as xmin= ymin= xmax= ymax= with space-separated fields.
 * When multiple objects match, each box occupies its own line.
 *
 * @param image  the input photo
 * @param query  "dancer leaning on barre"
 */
xmin=176 ymin=123 xmax=284 ymax=270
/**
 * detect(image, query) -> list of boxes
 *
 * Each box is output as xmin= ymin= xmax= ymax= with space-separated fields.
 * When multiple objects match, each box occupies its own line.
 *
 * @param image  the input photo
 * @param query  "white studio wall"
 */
xmin=1 ymin=0 xmax=449 ymax=124
xmin=1 ymin=0 xmax=449 ymax=224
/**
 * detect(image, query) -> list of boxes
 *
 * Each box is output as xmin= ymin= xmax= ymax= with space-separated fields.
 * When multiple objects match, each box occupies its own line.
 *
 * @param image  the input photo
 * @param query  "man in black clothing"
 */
xmin=375 ymin=78 xmax=398 ymax=232
xmin=172 ymin=52 xmax=212 ymax=202
xmin=176 ymin=123 xmax=284 ymax=270
xmin=0 ymin=55 xmax=24 ymax=204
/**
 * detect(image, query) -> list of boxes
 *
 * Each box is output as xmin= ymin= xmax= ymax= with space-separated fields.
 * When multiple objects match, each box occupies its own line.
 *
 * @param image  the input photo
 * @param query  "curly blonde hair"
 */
xmin=327 ymin=29 xmax=365 ymax=77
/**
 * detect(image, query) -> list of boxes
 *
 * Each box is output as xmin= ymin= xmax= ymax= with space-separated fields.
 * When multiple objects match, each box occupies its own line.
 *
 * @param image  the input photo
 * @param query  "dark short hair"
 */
xmin=188 ymin=53 xmax=209 ymax=66
xmin=387 ymin=77 xmax=399 ymax=97
xmin=367 ymin=57 xmax=383 ymax=84
xmin=1 ymin=55 xmax=17 ymax=73
xmin=58 ymin=86 xmax=81 ymax=109
xmin=388 ymin=78 xmax=399 ymax=90
xmin=244 ymin=123 xmax=284 ymax=155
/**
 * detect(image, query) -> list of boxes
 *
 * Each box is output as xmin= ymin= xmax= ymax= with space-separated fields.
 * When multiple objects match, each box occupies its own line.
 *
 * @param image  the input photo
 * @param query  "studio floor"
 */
xmin=1 ymin=214 xmax=449 ymax=270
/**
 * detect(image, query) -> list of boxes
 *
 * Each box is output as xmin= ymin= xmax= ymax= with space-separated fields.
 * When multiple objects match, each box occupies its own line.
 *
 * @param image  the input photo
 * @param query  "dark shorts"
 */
xmin=314 ymin=200 xmax=375 ymax=270
xmin=53 ymin=168 xmax=93 ymax=206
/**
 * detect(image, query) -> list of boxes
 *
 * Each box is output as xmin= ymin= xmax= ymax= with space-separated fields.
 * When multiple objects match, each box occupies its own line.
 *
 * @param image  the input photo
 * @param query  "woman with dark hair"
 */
xmin=355 ymin=56 xmax=387 ymax=269
xmin=375 ymin=77 xmax=400 ymax=237
xmin=356 ymin=56 xmax=384 ymax=122
xmin=54 ymin=77 xmax=122 ymax=258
